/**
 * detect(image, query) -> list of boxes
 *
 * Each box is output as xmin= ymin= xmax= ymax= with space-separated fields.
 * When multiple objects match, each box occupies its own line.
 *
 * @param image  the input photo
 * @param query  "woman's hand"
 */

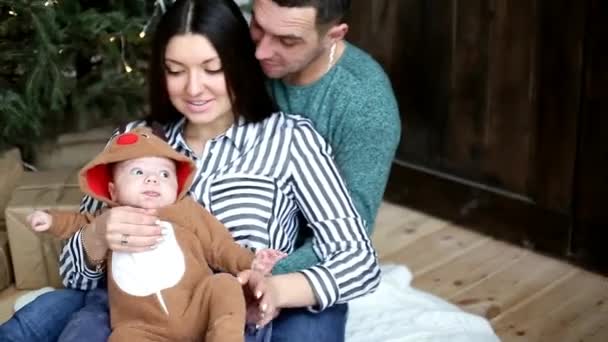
xmin=89 ymin=206 xmax=162 ymax=253
xmin=238 ymin=270 xmax=318 ymax=327
xmin=238 ymin=270 xmax=281 ymax=328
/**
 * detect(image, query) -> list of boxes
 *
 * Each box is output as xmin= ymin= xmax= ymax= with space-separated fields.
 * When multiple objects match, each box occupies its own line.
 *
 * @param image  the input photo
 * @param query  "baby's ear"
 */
xmin=108 ymin=182 xmax=117 ymax=201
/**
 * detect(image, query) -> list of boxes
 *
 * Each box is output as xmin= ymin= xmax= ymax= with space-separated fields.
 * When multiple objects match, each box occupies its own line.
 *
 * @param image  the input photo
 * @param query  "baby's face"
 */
xmin=109 ymin=157 xmax=178 ymax=209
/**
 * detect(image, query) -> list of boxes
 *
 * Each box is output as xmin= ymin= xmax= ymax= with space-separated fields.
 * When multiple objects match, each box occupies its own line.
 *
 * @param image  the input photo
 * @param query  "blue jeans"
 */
xmin=270 ymin=304 xmax=348 ymax=342
xmin=0 ymin=289 xmax=85 ymax=342
xmin=0 ymin=288 xmax=109 ymax=342
xmin=245 ymin=304 xmax=347 ymax=342
xmin=0 ymin=288 xmax=346 ymax=342
xmin=245 ymin=323 xmax=272 ymax=342
xmin=57 ymin=288 xmax=110 ymax=342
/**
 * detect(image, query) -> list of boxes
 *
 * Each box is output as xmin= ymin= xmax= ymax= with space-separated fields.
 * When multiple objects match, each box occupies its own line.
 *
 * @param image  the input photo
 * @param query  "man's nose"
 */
xmin=255 ymin=35 xmax=274 ymax=60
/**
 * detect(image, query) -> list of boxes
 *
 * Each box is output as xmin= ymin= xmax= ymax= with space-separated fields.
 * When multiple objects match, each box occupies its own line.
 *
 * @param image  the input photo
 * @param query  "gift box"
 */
xmin=0 ymin=148 xmax=24 ymax=227
xmin=0 ymin=229 xmax=13 ymax=291
xmin=34 ymin=126 xmax=112 ymax=170
xmin=4 ymin=169 xmax=82 ymax=289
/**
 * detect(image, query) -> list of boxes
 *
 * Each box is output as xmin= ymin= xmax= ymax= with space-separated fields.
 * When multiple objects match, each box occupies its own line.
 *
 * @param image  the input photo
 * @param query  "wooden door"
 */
xmin=347 ymin=0 xmax=605 ymax=272
xmin=571 ymin=0 xmax=608 ymax=272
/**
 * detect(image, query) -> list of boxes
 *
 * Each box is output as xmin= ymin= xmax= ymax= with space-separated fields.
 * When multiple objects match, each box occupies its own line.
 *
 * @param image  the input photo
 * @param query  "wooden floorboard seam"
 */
xmin=489 ymin=268 xmax=579 ymax=324
xmin=444 ymin=249 xmax=530 ymax=302
xmin=412 ymin=236 xmax=493 ymax=278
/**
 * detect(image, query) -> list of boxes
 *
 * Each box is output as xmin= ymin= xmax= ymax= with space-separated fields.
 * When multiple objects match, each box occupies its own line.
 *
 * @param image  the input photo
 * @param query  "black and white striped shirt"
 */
xmin=59 ymin=112 xmax=380 ymax=310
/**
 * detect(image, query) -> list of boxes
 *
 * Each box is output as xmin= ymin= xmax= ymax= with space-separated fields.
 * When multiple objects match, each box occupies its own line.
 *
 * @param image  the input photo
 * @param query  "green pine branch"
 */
xmin=0 ymin=0 xmax=149 ymax=154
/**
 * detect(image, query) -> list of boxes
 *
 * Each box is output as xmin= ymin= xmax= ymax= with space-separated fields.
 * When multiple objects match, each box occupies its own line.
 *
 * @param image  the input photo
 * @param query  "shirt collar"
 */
xmin=169 ymin=115 xmax=251 ymax=153
xmin=223 ymin=115 xmax=248 ymax=151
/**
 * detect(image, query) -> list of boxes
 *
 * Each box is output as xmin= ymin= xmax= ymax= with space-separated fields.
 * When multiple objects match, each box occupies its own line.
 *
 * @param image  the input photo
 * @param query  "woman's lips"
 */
xmin=185 ymin=99 xmax=213 ymax=113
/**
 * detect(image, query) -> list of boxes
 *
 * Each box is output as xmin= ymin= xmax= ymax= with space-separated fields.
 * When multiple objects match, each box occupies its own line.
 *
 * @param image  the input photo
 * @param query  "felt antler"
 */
xmin=147 ymin=121 xmax=169 ymax=142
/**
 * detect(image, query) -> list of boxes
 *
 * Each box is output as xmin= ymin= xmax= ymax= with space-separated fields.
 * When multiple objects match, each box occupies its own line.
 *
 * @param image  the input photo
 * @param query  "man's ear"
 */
xmin=108 ymin=182 xmax=117 ymax=201
xmin=325 ymin=23 xmax=348 ymax=46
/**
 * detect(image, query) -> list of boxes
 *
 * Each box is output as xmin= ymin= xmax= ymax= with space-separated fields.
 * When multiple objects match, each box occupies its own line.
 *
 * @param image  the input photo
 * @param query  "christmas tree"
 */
xmin=0 ymin=0 xmax=157 ymax=154
xmin=0 ymin=0 xmax=253 ymax=155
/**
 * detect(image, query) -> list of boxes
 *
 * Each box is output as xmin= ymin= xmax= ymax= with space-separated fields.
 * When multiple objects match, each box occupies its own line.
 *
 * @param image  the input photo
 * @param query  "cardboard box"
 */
xmin=34 ymin=126 xmax=112 ymax=170
xmin=0 ymin=230 xmax=13 ymax=291
xmin=5 ymin=169 xmax=82 ymax=289
xmin=0 ymin=148 xmax=24 ymax=224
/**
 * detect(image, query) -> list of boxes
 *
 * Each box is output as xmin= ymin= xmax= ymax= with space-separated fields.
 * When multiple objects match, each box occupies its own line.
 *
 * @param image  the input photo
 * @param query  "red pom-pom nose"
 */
xmin=117 ymin=133 xmax=139 ymax=145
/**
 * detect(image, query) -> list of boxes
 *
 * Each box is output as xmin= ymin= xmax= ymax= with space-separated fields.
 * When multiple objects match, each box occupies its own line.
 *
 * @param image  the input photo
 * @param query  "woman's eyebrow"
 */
xmin=165 ymin=57 xmax=219 ymax=66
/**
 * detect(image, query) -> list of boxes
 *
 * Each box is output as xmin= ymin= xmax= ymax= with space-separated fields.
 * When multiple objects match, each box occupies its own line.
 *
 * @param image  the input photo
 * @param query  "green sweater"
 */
xmin=271 ymin=42 xmax=401 ymax=274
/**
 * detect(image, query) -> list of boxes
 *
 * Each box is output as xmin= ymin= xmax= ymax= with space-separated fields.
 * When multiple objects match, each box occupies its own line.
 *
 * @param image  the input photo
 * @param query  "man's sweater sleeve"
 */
xmin=274 ymin=95 xmax=401 ymax=275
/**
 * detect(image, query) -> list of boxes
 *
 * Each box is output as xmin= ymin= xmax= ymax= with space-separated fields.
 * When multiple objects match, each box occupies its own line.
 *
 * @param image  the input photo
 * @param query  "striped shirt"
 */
xmin=59 ymin=112 xmax=380 ymax=310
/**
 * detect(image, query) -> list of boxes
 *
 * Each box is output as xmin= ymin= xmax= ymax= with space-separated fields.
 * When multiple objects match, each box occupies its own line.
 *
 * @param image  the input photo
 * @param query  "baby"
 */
xmin=27 ymin=127 xmax=284 ymax=342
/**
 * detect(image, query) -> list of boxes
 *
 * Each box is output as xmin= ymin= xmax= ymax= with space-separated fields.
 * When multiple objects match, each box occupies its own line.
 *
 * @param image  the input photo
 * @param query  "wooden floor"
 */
xmin=373 ymin=202 xmax=608 ymax=342
xmin=1 ymin=201 xmax=607 ymax=341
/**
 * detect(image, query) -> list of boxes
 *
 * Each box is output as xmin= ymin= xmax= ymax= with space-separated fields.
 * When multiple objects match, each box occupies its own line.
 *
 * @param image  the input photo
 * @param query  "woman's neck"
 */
xmin=184 ymin=114 xmax=234 ymax=155
xmin=185 ymin=115 xmax=233 ymax=140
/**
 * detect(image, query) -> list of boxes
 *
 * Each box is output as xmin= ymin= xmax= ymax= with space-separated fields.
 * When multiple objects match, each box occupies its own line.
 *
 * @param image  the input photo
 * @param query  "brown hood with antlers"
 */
xmin=78 ymin=126 xmax=195 ymax=207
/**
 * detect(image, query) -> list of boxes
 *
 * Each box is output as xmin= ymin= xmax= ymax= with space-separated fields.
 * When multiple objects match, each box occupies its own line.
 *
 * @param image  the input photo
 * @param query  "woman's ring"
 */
xmin=120 ymin=234 xmax=129 ymax=246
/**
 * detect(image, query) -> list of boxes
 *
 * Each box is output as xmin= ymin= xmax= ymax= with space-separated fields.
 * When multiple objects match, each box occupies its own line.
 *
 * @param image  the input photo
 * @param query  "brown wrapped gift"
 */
xmin=0 ymin=148 xmax=24 ymax=226
xmin=34 ymin=126 xmax=112 ymax=171
xmin=0 ymin=230 xmax=13 ymax=291
xmin=5 ymin=169 xmax=82 ymax=289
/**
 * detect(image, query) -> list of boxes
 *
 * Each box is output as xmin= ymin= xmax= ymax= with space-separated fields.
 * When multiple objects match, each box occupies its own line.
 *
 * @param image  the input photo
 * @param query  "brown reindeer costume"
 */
xmin=45 ymin=127 xmax=254 ymax=341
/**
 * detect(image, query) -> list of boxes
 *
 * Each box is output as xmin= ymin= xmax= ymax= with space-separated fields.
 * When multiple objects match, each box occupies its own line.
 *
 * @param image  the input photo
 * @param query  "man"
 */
xmin=245 ymin=0 xmax=401 ymax=341
xmin=250 ymin=0 xmax=401 ymax=278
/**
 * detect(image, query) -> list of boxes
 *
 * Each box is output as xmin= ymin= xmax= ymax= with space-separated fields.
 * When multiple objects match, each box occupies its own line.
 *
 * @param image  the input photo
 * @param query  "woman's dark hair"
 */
xmin=147 ymin=0 xmax=277 ymax=124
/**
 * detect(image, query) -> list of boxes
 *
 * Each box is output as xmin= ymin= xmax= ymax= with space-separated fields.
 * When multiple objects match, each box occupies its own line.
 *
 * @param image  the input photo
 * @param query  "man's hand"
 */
xmin=238 ymin=269 xmax=281 ymax=328
xmin=27 ymin=211 xmax=52 ymax=232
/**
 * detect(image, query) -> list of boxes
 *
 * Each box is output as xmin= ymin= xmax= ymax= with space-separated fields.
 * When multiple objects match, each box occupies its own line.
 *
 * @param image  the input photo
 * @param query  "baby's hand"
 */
xmin=27 ymin=211 xmax=52 ymax=232
xmin=251 ymin=249 xmax=287 ymax=275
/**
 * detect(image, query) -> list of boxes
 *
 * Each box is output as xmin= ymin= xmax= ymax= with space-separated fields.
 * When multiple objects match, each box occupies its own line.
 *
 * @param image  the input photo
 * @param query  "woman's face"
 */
xmin=164 ymin=34 xmax=233 ymax=127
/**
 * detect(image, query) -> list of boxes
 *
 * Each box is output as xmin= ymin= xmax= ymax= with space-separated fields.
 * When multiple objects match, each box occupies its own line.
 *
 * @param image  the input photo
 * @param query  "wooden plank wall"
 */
xmin=347 ymin=0 xmax=584 ymax=206
xmin=346 ymin=0 xmax=608 ymax=272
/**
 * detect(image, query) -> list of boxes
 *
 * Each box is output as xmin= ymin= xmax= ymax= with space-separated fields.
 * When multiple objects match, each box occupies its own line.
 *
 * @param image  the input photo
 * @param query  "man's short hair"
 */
xmin=271 ymin=0 xmax=351 ymax=26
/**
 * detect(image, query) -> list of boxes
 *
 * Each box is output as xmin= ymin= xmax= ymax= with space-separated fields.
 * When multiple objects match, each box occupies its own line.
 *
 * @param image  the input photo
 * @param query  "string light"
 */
xmin=120 ymin=35 xmax=132 ymax=74
xmin=8 ymin=10 xmax=17 ymax=16
xmin=139 ymin=1 xmax=163 ymax=40
xmin=137 ymin=1 xmax=176 ymax=41
xmin=138 ymin=20 xmax=151 ymax=39
xmin=157 ymin=0 xmax=167 ymax=13
xmin=109 ymin=36 xmax=116 ymax=42
xmin=44 ymin=0 xmax=58 ymax=6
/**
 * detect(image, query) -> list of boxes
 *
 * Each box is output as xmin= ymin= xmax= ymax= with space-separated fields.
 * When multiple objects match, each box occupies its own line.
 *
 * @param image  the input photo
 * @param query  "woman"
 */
xmin=0 ymin=0 xmax=380 ymax=341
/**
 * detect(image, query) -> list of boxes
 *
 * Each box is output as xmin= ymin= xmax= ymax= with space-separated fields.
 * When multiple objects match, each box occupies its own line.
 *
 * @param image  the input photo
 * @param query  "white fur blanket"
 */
xmin=345 ymin=264 xmax=501 ymax=342
xmin=15 ymin=265 xmax=500 ymax=341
